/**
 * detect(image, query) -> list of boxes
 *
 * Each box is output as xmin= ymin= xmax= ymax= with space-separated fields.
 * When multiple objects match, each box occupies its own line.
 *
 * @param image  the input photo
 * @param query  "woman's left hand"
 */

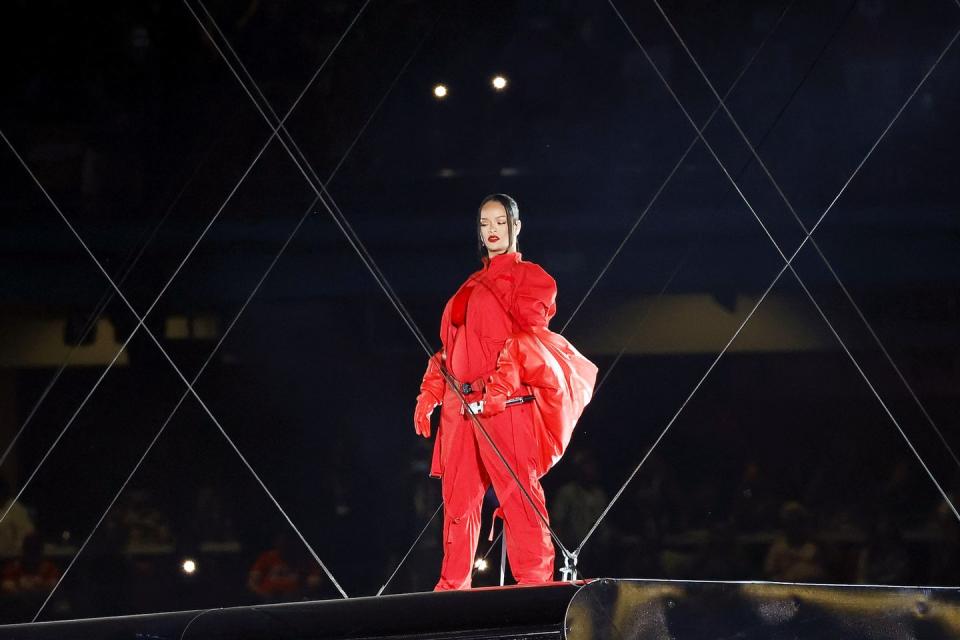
xmin=479 ymin=390 xmax=507 ymax=417
xmin=414 ymin=396 xmax=437 ymax=437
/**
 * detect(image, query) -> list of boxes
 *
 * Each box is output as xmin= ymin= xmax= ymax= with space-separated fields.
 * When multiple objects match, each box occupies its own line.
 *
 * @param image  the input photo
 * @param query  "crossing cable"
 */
xmin=31 ymin=196 xmax=326 ymax=620
xmin=193 ymin=3 xmax=453 ymax=590
xmin=583 ymin=0 xmax=837 ymax=394
xmin=185 ymin=0 xmax=575 ymax=561
xmin=0 ymin=0 xmax=370 ymax=531
xmin=1 ymin=137 xmax=354 ymax=614
xmin=33 ymin=7 xmax=445 ymax=614
xmin=570 ymin=1 xmax=960 ymax=557
xmin=567 ymin=0 xmax=858 ymax=528
xmin=650 ymin=0 xmax=960 ymax=518
xmin=31 ymin=2 xmax=445 ymax=614
xmin=517 ymin=1 xmax=795 ymax=571
xmin=0 ymin=128 xmax=225 ymax=473
xmin=226 ymin=2 xmax=444 ymax=598
xmin=540 ymin=0 xmax=825 ymax=564
xmin=703 ymin=0 xmax=858 ymax=243
xmin=559 ymin=0 xmax=796 ymax=334
xmin=577 ymin=0 xmax=857 ymax=499
xmin=376 ymin=502 xmax=444 ymax=596
xmin=1 ymin=2 xmax=374 ymax=614
xmin=187 ymin=0 xmax=433 ymax=354
xmin=567 ymin=0 xmax=839 ymax=402
xmin=651 ymin=0 xmax=960 ymax=472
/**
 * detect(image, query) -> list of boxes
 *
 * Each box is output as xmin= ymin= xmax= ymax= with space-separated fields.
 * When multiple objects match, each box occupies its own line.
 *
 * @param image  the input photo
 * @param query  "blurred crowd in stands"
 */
xmin=1 ymin=442 xmax=958 ymax=622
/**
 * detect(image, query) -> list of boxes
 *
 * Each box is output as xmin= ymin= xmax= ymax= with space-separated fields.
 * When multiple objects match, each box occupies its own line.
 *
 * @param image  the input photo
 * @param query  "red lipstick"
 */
xmin=488 ymin=235 xmax=500 ymax=243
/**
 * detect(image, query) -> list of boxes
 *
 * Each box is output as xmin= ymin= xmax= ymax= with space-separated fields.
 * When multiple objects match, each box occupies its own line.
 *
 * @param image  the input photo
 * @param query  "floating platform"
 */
xmin=3 ymin=579 xmax=959 ymax=639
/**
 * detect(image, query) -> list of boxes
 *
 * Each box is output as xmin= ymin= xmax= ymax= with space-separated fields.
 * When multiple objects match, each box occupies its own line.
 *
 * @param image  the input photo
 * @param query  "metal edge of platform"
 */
xmin=564 ymin=579 xmax=960 ymax=640
xmin=0 ymin=581 xmax=584 ymax=640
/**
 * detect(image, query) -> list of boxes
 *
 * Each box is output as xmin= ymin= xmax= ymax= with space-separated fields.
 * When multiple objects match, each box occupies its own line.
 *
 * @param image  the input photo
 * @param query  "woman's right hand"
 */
xmin=415 ymin=351 xmax=446 ymax=438
xmin=414 ymin=395 xmax=438 ymax=438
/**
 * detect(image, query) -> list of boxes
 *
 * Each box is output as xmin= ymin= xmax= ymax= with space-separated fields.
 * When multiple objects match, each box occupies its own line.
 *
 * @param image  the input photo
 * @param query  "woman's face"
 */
xmin=479 ymin=201 xmax=520 ymax=257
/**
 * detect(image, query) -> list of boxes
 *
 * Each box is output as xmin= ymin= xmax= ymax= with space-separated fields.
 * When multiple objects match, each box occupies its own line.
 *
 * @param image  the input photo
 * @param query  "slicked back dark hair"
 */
xmin=477 ymin=193 xmax=520 ymax=262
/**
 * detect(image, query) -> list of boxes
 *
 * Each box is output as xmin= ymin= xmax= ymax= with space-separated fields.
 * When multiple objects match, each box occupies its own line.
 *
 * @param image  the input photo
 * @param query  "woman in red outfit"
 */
xmin=414 ymin=194 xmax=597 ymax=590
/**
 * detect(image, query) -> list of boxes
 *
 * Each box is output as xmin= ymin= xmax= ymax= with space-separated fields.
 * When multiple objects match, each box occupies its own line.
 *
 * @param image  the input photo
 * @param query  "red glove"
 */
xmin=414 ymin=351 xmax=446 ymax=438
xmin=414 ymin=393 xmax=438 ymax=438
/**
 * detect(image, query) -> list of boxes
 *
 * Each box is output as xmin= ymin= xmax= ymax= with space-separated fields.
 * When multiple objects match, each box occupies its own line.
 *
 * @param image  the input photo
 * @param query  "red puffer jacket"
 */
xmin=418 ymin=252 xmax=597 ymax=478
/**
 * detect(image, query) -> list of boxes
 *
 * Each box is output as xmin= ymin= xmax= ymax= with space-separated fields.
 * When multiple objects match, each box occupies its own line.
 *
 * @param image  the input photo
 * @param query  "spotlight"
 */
xmin=474 ymin=557 xmax=488 ymax=572
xmin=491 ymin=75 xmax=508 ymax=91
xmin=181 ymin=558 xmax=197 ymax=575
xmin=433 ymin=84 xmax=448 ymax=99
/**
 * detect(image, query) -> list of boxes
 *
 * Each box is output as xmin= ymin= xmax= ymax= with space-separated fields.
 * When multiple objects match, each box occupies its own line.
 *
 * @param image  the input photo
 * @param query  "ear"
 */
xmin=514 ymin=219 xmax=522 ymax=238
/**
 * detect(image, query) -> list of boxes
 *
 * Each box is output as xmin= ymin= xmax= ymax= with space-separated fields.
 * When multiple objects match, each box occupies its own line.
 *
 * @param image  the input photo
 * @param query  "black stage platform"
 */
xmin=2 ymin=579 xmax=959 ymax=639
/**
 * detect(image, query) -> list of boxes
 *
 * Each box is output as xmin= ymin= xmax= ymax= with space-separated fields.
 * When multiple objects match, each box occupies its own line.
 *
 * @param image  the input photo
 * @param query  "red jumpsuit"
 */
xmin=417 ymin=252 xmax=597 ymax=590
